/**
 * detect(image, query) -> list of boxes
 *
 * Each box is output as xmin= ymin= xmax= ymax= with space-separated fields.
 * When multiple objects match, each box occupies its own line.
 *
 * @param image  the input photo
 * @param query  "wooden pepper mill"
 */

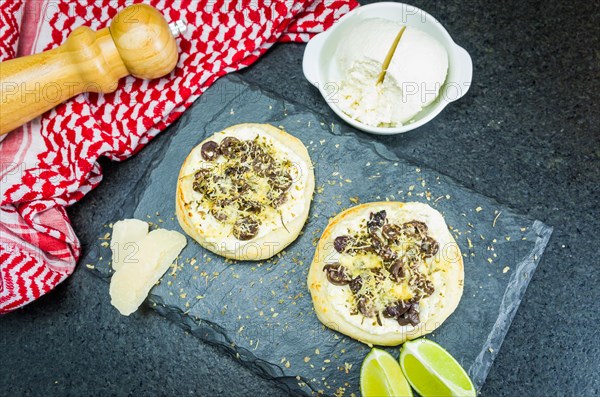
xmin=0 ymin=4 xmax=186 ymax=136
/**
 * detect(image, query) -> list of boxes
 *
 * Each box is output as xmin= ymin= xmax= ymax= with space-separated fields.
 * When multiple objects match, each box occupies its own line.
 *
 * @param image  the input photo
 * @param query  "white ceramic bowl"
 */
xmin=302 ymin=2 xmax=473 ymax=135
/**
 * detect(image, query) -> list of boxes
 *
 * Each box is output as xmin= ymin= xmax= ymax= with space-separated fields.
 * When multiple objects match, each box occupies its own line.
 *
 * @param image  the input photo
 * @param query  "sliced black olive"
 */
xmin=217 ymin=198 xmax=232 ymax=207
xmin=383 ymin=301 xmax=411 ymax=318
xmin=242 ymin=140 xmax=255 ymax=155
xmin=357 ymin=297 xmax=375 ymax=318
xmin=194 ymin=169 xmax=210 ymax=179
xmin=253 ymin=159 xmax=273 ymax=177
xmin=388 ymin=258 xmax=406 ymax=282
xmin=370 ymin=266 xmax=383 ymax=274
xmin=369 ymin=234 xmax=383 ymax=252
xmin=383 ymin=306 xmax=395 ymax=318
xmin=237 ymin=198 xmax=262 ymax=213
xmin=333 ymin=235 xmax=351 ymax=253
xmin=323 ymin=263 xmax=351 ymax=285
xmin=349 ymin=276 xmax=363 ymax=295
xmin=267 ymin=190 xmax=287 ymax=208
xmin=421 ymin=237 xmax=439 ymax=257
xmin=224 ymin=165 xmax=248 ymax=176
xmin=270 ymin=171 xmax=293 ymax=191
xmin=235 ymin=182 xmax=251 ymax=194
xmin=220 ymin=136 xmax=242 ymax=158
xmin=192 ymin=179 xmax=206 ymax=194
xmin=367 ymin=210 xmax=387 ymax=229
xmin=232 ymin=216 xmax=259 ymax=240
xmin=419 ymin=279 xmax=435 ymax=297
xmin=405 ymin=303 xmax=420 ymax=326
xmin=209 ymin=199 xmax=232 ymax=222
xmin=251 ymin=148 xmax=274 ymax=175
xmin=246 ymin=141 xmax=262 ymax=158
xmin=210 ymin=208 xmax=228 ymax=222
xmin=201 ymin=141 xmax=220 ymax=161
xmin=382 ymin=224 xmax=402 ymax=242
xmin=401 ymin=220 xmax=428 ymax=237
xmin=378 ymin=245 xmax=397 ymax=263
xmin=366 ymin=235 xmax=395 ymax=262
xmin=192 ymin=169 xmax=210 ymax=194
xmin=396 ymin=303 xmax=420 ymax=326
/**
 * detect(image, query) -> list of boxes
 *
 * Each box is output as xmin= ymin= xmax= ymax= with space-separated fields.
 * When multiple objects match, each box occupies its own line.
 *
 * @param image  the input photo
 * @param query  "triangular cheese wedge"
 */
xmin=110 ymin=228 xmax=187 ymax=315
xmin=111 ymin=219 xmax=149 ymax=271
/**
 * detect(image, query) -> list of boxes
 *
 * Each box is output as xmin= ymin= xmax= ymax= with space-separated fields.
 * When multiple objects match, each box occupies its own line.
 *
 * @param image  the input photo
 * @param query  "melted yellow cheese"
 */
xmin=340 ymin=252 xmax=383 ymax=272
xmin=337 ymin=240 xmax=430 ymax=313
xmin=391 ymin=282 xmax=414 ymax=301
xmin=195 ymin=136 xmax=293 ymax=229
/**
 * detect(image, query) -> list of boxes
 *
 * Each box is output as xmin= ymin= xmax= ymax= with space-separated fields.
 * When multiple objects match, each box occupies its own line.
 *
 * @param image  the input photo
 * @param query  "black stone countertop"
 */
xmin=1 ymin=1 xmax=598 ymax=396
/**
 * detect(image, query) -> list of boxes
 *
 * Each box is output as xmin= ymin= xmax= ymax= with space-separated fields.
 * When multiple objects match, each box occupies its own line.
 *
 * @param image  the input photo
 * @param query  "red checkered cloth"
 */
xmin=0 ymin=0 xmax=358 ymax=313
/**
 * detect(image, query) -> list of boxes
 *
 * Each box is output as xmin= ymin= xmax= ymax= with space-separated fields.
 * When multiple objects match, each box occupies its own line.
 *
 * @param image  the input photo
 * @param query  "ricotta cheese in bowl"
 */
xmin=336 ymin=18 xmax=448 ymax=128
xmin=302 ymin=2 xmax=473 ymax=135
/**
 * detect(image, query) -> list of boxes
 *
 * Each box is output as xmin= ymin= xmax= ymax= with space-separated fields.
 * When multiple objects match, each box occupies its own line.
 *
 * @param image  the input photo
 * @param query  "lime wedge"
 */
xmin=361 ymin=348 xmax=413 ymax=397
xmin=399 ymin=339 xmax=476 ymax=397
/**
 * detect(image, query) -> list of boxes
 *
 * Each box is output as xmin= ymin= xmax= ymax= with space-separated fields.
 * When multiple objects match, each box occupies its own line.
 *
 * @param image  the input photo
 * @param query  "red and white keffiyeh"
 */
xmin=0 ymin=0 xmax=358 ymax=313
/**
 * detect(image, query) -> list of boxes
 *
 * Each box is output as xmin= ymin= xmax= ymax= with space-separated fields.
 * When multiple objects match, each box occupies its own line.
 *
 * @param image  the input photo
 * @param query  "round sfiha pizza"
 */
xmin=176 ymin=123 xmax=315 ymax=260
xmin=307 ymin=202 xmax=463 ymax=346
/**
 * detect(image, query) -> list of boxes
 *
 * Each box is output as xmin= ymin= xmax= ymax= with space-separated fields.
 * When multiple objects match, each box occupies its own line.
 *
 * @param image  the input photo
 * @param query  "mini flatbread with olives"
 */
xmin=307 ymin=202 xmax=463 ymax=346
xmin=176 ymin=123 xmax=315 ymax=260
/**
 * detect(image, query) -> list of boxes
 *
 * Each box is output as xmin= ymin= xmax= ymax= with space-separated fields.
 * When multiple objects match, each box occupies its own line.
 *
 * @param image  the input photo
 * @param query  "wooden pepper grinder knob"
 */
xmin=0 ymin=4 xmax=185 ymax=136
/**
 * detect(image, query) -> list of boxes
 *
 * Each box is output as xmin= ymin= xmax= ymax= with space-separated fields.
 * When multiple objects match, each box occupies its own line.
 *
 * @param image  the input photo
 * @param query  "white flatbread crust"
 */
xmin=307 ymin=202 xmax=463 ymax=346
xmin=176 ymin=123 xmax=314 ymax=261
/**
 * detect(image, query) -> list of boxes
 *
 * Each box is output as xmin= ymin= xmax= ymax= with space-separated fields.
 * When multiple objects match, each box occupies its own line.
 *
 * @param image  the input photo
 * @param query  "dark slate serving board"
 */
xmin=84 ymin=75 xmax=552 ymax=397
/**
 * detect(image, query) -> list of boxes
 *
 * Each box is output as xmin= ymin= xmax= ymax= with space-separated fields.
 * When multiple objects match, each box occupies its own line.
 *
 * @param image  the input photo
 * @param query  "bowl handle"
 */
xmin=448 ymin=45 xmax=473 ymax=101
xmin=302 ymin=33 xmax=326 ymax=86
